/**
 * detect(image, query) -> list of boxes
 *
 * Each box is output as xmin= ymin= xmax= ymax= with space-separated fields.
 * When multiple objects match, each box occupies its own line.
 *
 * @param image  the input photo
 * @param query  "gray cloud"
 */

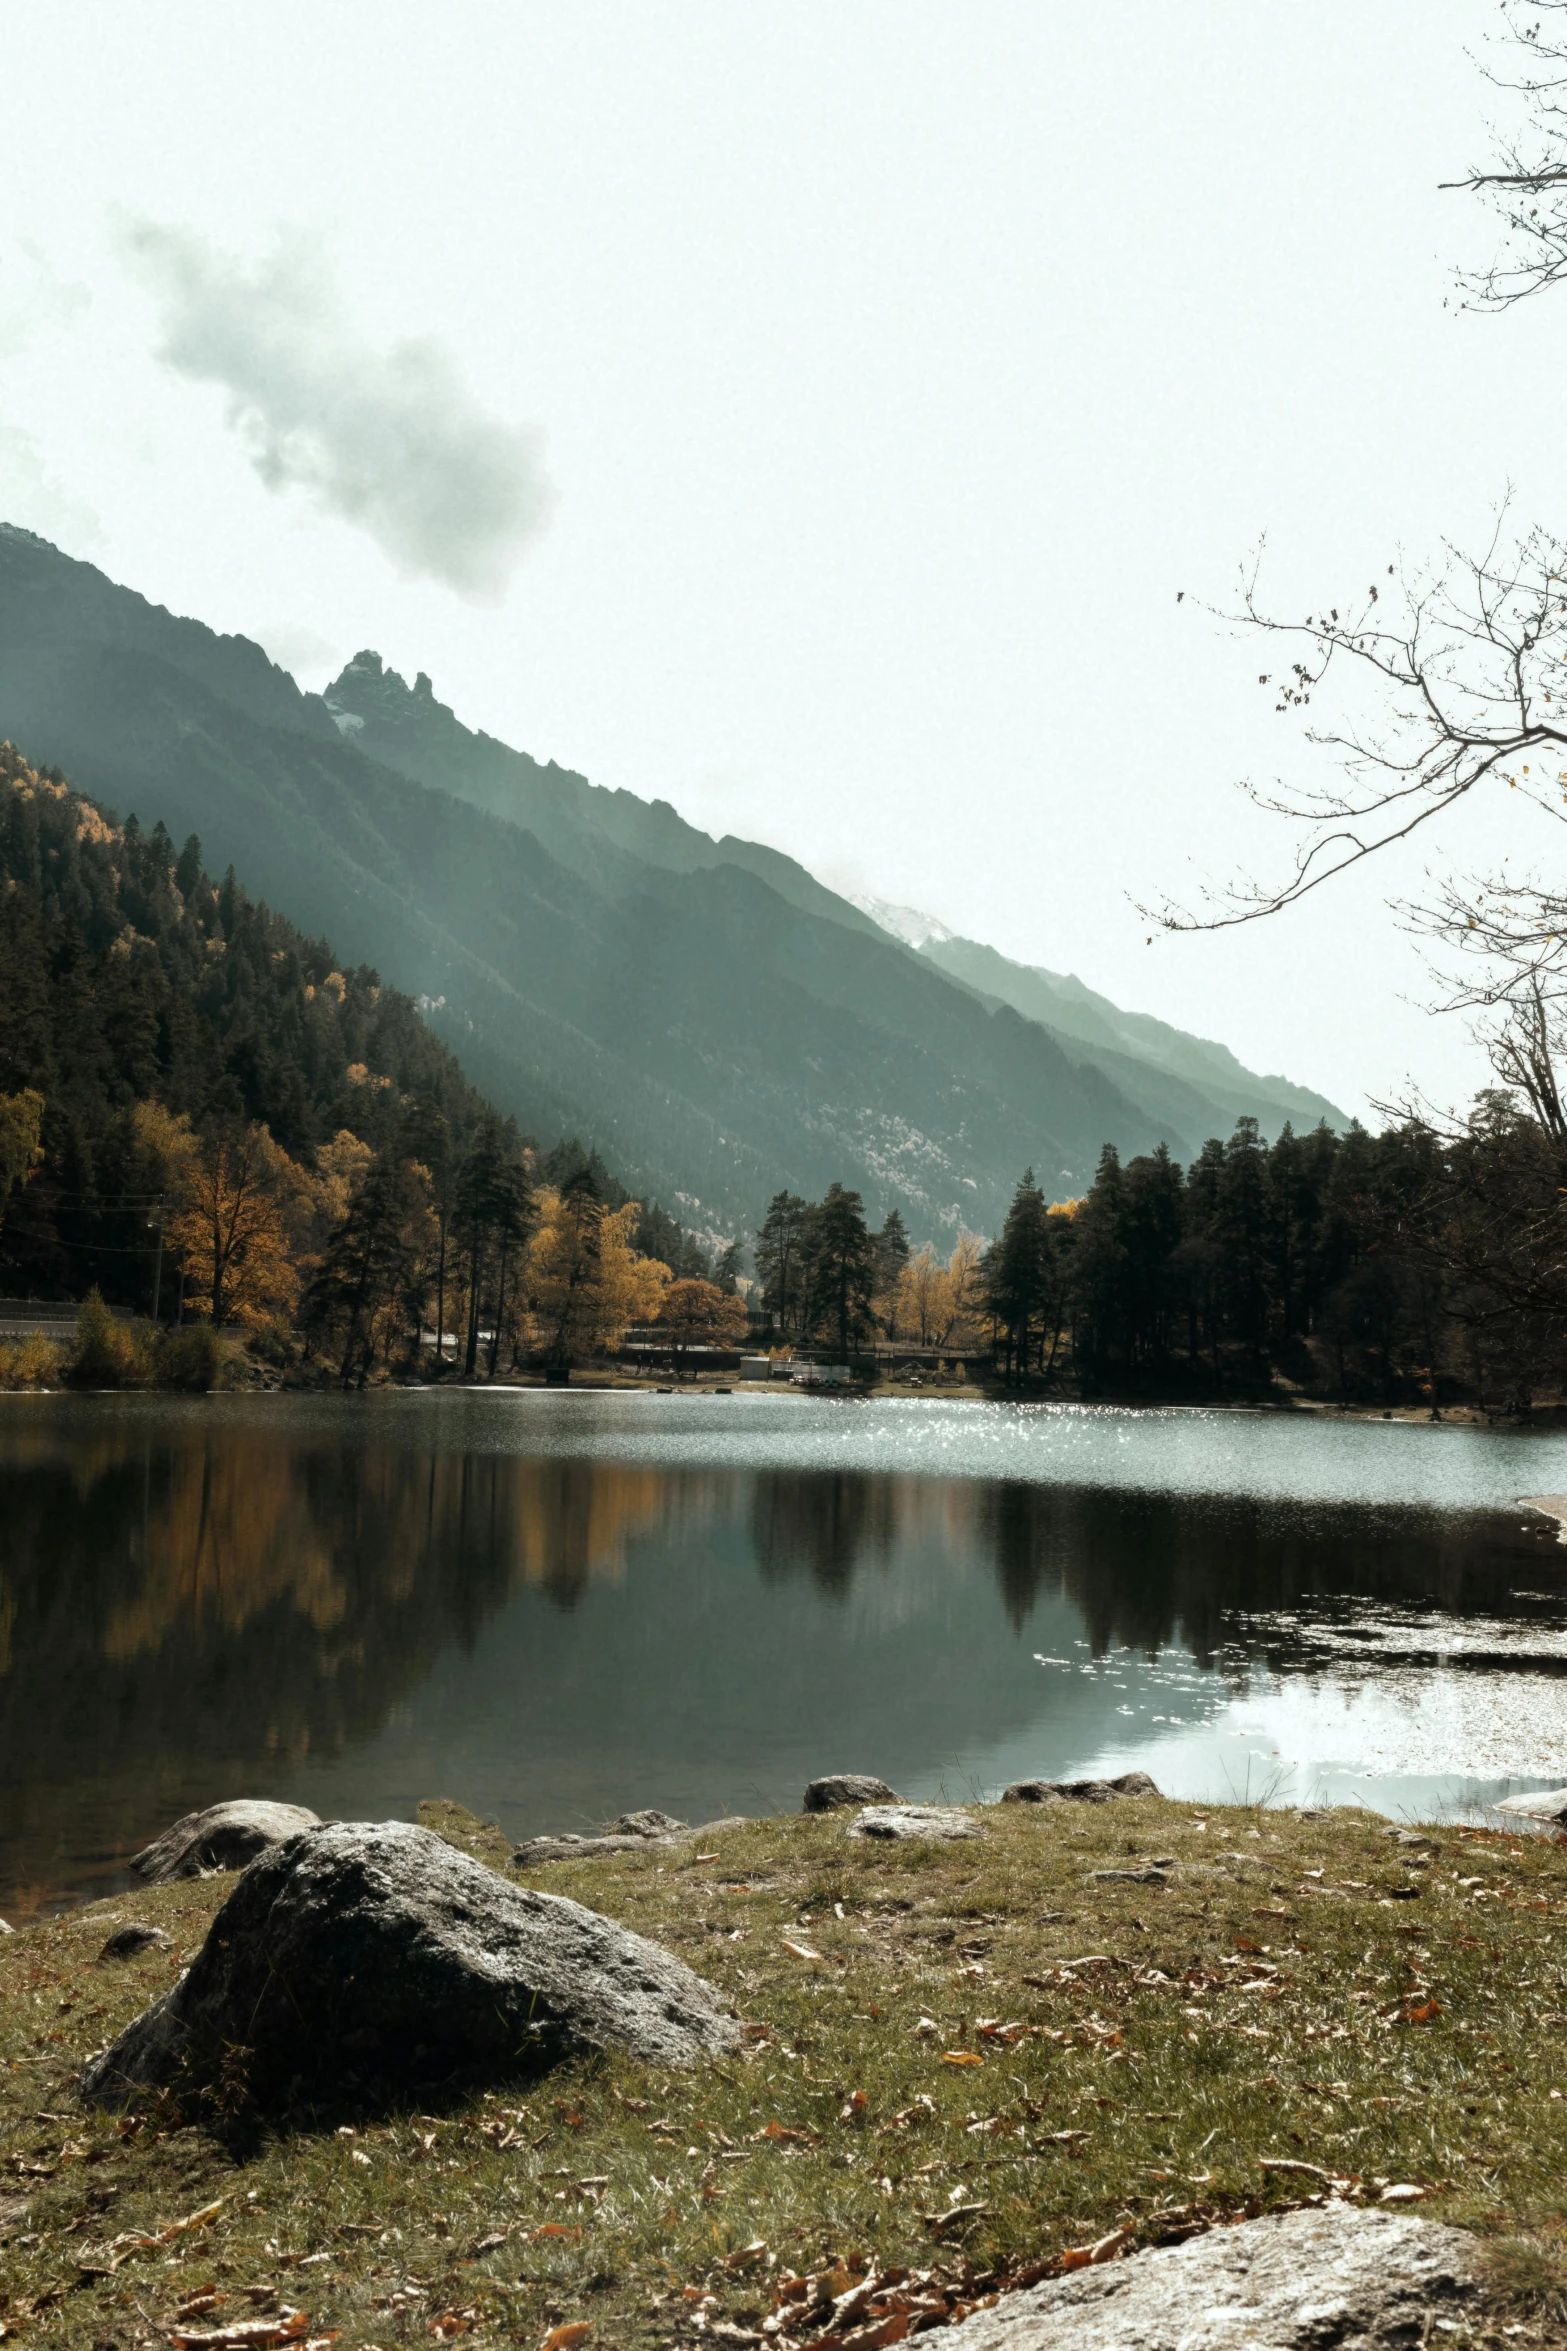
xmin=126 ymin=224 xmax=552 ymax=598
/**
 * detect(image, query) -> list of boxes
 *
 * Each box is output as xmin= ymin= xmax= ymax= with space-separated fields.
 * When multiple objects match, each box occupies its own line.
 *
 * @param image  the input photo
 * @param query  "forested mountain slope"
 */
xmin=0 ymin=525 xmax=1336 ymax=1238
xmin=0 ymin=743 xmax=493 ymax=1299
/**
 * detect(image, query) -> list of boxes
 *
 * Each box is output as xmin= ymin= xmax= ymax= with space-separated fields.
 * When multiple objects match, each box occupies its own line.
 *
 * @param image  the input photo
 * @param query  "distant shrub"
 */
xmin=65 ymin=1291 xmax=154 ymax=1388
xmin=153 ymin=1321 xmax=226 ymax=1391
xmin=0 ymin=1329 xmax=62 ymax=1389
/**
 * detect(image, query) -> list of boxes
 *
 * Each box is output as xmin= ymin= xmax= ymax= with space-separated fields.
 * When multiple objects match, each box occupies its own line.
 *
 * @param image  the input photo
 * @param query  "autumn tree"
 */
xmin=0 ymin=1089 xmax=44 ymax=1234
xmin=656 ymin=1278 xmax=748 ymax=1375
xmin=169 ymin=1122 xmax=306 ymax=1330
xmin=525 ymin=1174 xmax=669 ymax=1376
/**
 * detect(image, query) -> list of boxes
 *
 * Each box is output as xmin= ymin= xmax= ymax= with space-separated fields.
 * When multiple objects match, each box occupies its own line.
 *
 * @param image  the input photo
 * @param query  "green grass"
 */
xmin=5 ymin=1798 xmax=1567 ymax=2347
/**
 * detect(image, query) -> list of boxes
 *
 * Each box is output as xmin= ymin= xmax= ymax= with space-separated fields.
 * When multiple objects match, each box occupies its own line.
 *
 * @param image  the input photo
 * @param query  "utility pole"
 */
xmin=147 ymin=1198 xmax=166 ymax=1322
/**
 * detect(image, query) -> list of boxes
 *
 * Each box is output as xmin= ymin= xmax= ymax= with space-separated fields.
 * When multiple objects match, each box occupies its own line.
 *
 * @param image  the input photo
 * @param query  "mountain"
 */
xmin=844 ymin=902 xmax=1343 ymax=1144
xmin=0 ymin=525 xmax=1341 ymax=1239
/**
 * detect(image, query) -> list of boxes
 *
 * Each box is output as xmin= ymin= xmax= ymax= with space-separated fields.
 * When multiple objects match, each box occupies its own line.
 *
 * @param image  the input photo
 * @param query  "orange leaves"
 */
xmin=939 ymin=2051 xmax=983 ymax=2068
xmin=1397 ymin=1997 xmax=1443 ymax=2025
xmin=539 ymin=2328 xmax=591 ymax=2351
xmin=1056 ymin=2227 xmax=1133 ymax=2275
xmin=760 ymin=2120 xmax=818 ymax=2145
xmin=531 ymin=2223 xmax=583 ymax=2241
xmin=838 ymin=2091 xmax=868 ymax=2123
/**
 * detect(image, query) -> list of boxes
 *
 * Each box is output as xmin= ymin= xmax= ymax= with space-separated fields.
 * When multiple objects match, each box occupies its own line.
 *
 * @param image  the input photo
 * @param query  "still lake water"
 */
xmin=4 ymin=1389 xmax=1567 ymax=1915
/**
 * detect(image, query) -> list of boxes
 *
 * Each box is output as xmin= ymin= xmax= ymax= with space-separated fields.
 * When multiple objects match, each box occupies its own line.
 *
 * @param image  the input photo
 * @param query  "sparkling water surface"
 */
xmin=4 ymin=1388 xmax=1566 ymax=1914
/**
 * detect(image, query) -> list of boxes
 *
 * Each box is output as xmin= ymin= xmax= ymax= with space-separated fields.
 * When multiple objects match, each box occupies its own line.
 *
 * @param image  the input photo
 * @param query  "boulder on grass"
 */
xmin=1002 ymin=1772 xmax=1159 ymax=1806
xmin=848 ymin=1805 xmax=981 ymax=1842
xmin=803 ymin=1775 xmax=902 ymax=1812
xmin=97 ymin=1924 xmax=172 ymax=1961
xmin=942 ymin=2205 xmax=1477 ymax=2351
xmin=611 ymin=1809 xmax=689 ymax=1838
xmin=130 ymin=1800 xmax=321 ymax=1883
xmin=80 ymin=1819 xmax=738 ymax=2116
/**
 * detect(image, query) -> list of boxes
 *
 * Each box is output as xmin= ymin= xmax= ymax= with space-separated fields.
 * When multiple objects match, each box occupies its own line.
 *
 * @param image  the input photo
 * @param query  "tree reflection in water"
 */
xmin=0 ymin=1404 xmax=1557 ymax=1913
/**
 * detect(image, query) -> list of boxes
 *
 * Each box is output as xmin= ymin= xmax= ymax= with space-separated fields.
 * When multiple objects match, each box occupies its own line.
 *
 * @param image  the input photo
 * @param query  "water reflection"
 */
xmin=2 ymin=1395 xmax=1565 ymax=1915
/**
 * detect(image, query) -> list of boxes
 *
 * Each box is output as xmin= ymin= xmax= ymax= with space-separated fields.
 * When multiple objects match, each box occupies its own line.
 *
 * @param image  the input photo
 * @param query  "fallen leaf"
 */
xmin=1379 ymin=2184 xmax=1426 ymax=2203
xmin=1399 ymin=1999 xmax=1443 ymax=2025
xmin=940 ymin=2052 xmax=983 ymax=2067
xmin=781 ymin=1940 xmax=821 ymax=1963
xmin=531 ymin=2224 xmax=583 ymax=2241
xmin=539 ymin=2328 xmax=591 ymax=2351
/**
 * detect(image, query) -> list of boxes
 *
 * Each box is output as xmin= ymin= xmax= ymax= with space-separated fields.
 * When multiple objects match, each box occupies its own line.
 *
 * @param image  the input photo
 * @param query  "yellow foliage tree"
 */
xmin=169 ymin=1123 xmax=308 ymax=1330
xmin=656 ymin=1277 xmax=748 ymax=1375
xmin=894 ymin=1231 xmax=982 ymax=1348
xmin=0 ymin=1088 xmax=44 ymax=1233
xmin=525 ymin=1184 xmax=669 ymax=1371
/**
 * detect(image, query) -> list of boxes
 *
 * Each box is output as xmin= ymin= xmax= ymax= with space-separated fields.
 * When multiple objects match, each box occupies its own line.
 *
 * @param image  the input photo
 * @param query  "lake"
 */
xmin=4 ymin=1389 xmax=1567 ymax=1917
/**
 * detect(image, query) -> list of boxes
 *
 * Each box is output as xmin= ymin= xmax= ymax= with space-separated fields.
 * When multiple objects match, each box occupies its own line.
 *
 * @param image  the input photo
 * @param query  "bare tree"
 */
xmin=1153 ymin=524 xmax=1567 ymax=942
xmin=1446 ymin=0 xmax=1567 ymax=308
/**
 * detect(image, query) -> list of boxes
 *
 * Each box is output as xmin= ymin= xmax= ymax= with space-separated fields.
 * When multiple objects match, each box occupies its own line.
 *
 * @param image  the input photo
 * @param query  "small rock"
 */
xmin=513 ymin=1832 xmax=674 ymax=1866
xmin=804 ymin=1775 xmax=903 ymax=1812
xmin=130 ymin=1799 xmax=321 ymax=1883
xmin=1003 ymin=1772 xmax=1160 ymax=1805
xmin=940 ymin=2204 xmax=1478 ymax=2350
xmin=97 ymin=1924 xmax=172 ymax=1961
xmin=847 ymin=1805 xmax=981 ymax=1842
xmin=1493 ymin=1786 xmax=1567 ymax=1823
xmin=1090 ymin=1867 xmax=1170 ymax=1885
xmin=612 ymin=1810 xmax=690 ymax=1838
xmin=81 ymin=1819 xmax=738 ymax=2116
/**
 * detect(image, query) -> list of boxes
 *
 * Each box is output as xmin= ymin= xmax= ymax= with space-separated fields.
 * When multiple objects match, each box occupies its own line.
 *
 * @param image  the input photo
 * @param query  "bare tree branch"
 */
xmin=1145 ymin=525 xmax=1567 ymax=932
xmin=1449 ymin=0 xmax=1567 ymax=307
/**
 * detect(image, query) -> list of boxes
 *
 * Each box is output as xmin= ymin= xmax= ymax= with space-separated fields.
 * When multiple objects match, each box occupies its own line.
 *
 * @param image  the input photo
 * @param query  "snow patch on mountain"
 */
xmin=849 ymin=893 xmax=954 ymax=950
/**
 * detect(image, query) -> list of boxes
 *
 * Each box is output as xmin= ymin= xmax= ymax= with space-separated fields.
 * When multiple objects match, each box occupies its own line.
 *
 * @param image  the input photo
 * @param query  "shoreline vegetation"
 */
xmin=5 ymin=746 xmax=1567 ymax=1416
xmin=4 ymin=1794 xmax=1567 ymax=2348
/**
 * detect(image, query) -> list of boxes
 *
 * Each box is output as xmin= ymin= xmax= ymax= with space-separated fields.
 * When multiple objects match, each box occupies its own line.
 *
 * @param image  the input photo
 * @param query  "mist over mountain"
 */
xmin=0 ymin=525 xmax=1341 ymax=1240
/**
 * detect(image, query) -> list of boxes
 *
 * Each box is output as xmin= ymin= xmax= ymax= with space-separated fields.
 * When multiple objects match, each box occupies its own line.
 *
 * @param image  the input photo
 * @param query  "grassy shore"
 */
xmin=5 ymin=1796 xmax=1567 ymax=2347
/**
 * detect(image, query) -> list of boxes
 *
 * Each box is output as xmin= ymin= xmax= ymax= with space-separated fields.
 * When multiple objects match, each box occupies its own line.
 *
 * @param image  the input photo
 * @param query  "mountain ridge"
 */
xmin=0 ymin=525 xmax=1342 ymax=1240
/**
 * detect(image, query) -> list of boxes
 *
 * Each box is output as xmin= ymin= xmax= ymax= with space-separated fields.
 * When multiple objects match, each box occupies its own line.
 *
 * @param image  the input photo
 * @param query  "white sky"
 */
xmin=3 ymin=1 xmax=1561 ymax=1125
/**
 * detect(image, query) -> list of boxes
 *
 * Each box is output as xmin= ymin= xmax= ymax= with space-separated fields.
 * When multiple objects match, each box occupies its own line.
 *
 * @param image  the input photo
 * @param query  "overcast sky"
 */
xmin=3 ymin=2 xmax=1561 ymax=1124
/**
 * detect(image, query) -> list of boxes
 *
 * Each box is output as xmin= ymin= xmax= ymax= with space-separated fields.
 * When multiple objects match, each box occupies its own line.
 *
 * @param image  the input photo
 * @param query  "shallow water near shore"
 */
xmin=5 ymin=1388 xmax=1567 ymax=1915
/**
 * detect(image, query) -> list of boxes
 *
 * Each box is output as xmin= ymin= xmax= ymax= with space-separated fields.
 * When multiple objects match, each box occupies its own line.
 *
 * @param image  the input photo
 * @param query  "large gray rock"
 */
xmin=804 ymin=1774 xmax=902 ymax=1811
xmin=848 ymin=1805 xmax=981 ymax=1842
xmin=130 ymin=1800 xmax=321 ymax=1882
xmin=81 ymin=1819 xmax=738 ymax=2115
xmin=1003 ymin=1772 xmax=1160 ymax=1805
xmin=943 ymin=2206 xmax=1477 ymax=2351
